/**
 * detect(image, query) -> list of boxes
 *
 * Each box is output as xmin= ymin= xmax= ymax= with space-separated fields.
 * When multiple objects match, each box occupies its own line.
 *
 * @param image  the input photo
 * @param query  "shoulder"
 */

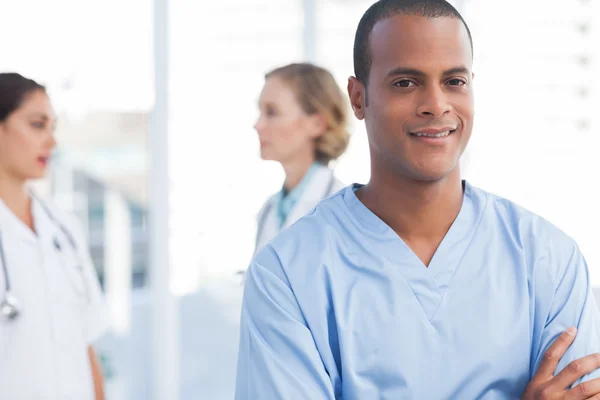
xmin=473 ymin=184 xmax=579 ymax=277
xmin=252 ymin=188 xmax=350 ymax=280
xmin=275 ymin=187 xmax=348 ymax=245
xmin=319 ymin=165 xmax=345 ymax=194
xmin=257 ymin=192 xmax=279 ymax=216
xmin=330 ymin=176 xmax=346 ymax=194
xmin=479 ymin=185 xmax=573 ymax=245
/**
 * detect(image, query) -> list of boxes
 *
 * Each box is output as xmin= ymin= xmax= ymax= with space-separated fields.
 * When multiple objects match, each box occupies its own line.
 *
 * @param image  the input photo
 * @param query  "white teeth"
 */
xmin=413 ymin=131 xmax=451 ymax=138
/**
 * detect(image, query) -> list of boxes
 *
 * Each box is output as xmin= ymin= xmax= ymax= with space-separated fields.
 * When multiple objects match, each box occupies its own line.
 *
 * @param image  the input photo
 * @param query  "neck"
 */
xmin=358 ymin=165 xmax=463 ymax=239
xmin=0 ymin=169 xmax=32 ymax=227
xmin=281 ymin=153 xmax=316 ymax=193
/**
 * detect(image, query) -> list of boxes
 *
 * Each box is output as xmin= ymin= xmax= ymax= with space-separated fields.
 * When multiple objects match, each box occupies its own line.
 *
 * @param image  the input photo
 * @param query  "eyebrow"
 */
xmin=258 ymin=100 xmax=275 ymax=108
xmin=386 ymin=66 xmax=470 ymax=78
xmin=27 ymin=113 xmax=58 ymax=129
xmin=28 ymin=112 xmax=50 ymax=120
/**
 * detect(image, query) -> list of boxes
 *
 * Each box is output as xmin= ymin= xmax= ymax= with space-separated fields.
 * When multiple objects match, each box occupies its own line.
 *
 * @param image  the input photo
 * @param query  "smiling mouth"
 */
xmin=412 ymin=130 xmax=452 ymax=138
xmin=410 ymin=128 xmax=458 ymax=138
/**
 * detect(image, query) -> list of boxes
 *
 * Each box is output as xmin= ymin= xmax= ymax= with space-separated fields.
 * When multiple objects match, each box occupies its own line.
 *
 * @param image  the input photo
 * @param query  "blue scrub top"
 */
xmin=236 ymin=182 xmax=600 ymax=399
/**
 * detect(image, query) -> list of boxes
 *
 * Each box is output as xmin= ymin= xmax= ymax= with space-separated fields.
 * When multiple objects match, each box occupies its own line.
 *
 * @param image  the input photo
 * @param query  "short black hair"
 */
xmin=0 ymin=73 xmax=46 ymax=122
xmin=353 ymin=0 xmax=473 ymax=86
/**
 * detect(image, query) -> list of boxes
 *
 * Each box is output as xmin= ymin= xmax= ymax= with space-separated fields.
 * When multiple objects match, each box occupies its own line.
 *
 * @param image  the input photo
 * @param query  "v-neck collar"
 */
xmin=343 ymin=181 xmax=488 ymax=320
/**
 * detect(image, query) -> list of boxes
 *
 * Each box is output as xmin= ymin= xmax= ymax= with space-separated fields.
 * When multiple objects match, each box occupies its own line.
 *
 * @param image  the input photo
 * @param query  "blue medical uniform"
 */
xmin=235 ymin=182 xmax=600 ymax=399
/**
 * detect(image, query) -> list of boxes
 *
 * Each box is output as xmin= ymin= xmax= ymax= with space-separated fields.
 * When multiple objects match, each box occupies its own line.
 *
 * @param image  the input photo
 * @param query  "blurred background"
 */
xmin=1 ymin=0 xmax=598 ymax=398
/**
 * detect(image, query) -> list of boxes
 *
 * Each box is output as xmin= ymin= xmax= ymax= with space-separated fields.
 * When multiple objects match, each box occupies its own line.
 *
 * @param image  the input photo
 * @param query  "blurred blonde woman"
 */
xmin=253 ymin=63 xmax=351 ymax=253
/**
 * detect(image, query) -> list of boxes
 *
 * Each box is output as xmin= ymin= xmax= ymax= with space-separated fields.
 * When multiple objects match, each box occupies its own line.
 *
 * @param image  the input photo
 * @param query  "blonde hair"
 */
xmin=265 ymin=63 xmax=350 ymax=165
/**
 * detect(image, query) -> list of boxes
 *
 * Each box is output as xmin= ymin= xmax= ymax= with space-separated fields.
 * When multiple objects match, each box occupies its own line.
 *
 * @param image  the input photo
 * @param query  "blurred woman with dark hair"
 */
xmin=0 ymin=72 xmax=108 ymax=400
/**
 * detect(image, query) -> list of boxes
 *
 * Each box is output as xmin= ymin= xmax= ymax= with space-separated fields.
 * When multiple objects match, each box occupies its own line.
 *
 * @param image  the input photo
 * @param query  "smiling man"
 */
xmin=235 ymin=1 xmax=600 ymax=399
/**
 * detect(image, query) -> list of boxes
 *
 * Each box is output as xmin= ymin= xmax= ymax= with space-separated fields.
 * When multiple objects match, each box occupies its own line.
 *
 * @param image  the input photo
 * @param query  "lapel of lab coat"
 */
xmin=282 ymin=165 xmax=334 ymax=229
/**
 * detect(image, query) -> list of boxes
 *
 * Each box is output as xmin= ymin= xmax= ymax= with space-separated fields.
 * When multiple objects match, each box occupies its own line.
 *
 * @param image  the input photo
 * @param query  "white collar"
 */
xmin=0 ymin=195 xmax=51 ymax=245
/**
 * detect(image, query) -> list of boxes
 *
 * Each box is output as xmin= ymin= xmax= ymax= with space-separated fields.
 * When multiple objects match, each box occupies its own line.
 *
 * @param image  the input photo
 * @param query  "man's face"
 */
xmin=349 ymin=15 xmax=474 ymax=182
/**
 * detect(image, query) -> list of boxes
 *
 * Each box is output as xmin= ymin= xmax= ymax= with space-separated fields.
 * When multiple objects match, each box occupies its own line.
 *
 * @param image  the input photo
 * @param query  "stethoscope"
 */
xmin=254 ymin=171 xmax=337 ymax=253
xmin=0 ymin=195 xmax=89 ymax=322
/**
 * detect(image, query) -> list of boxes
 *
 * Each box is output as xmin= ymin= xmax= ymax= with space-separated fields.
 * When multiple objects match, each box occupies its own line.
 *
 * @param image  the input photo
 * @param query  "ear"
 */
xmin=471 ymin=72 xmax=475 ymax=81
xmin=347 ymin=76 xmax=366 ymax=120
xmin=306 ymin=113 xmax=327 ymax=139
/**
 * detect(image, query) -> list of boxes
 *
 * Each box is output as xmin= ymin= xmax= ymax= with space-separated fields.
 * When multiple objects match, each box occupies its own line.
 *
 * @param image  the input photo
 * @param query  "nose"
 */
xmin=416 ymin=85 xmax=452 ymax=117
xmin=254 ymin=116 xmax=264 ymax=134
xmin=46 ymin=131 xmax=57 ymax=150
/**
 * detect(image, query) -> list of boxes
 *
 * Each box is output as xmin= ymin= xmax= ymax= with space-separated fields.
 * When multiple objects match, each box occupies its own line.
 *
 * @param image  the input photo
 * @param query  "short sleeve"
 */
xmin=532 ymin=243 xmax=600 ymax=385
xmin=235 ymin=251 xmax=335 ymax=399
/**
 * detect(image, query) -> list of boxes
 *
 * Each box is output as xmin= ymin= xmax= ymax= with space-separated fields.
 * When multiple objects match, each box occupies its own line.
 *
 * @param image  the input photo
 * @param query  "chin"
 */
xmin=260 ymin=148 xmax=285 ymax=163
xmin=411 ymin=173 xmax=448 ymax=183
xmin=260 ymin=152 xmax=275 ymax=161
xmin=28 ymin=169 xmax=48 ymax=181
xmin=409 ymin=163 xmax=460 ymax=183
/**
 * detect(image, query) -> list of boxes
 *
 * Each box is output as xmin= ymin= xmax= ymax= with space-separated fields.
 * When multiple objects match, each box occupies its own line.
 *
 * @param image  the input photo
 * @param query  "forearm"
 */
xmin=88 ymin=346 xmax=105 ymax=400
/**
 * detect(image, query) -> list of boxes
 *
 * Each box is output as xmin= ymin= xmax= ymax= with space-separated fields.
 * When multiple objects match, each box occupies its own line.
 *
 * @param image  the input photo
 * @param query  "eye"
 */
xmin=31 ymin=121 xmax=45 ymax=129
xmin=393 ymin=80 xmax=416 ymax=88
xmin=447 ymin=78 xmax=467 ymax=86
xmin=265 ymin=106 xmax=277 ymax=117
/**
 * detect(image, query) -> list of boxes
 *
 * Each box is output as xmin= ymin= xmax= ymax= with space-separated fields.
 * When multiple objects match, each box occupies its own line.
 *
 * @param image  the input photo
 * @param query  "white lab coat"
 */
xmin=254 ymin=164 xmax=345 ymax=253
xmin=0 ymin=195 xmax=109 ymax=400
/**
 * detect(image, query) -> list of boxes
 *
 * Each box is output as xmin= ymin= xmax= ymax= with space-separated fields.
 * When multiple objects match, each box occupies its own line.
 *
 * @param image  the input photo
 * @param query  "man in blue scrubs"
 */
xmin=235 ymin=1 xmax=600 ymax=398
